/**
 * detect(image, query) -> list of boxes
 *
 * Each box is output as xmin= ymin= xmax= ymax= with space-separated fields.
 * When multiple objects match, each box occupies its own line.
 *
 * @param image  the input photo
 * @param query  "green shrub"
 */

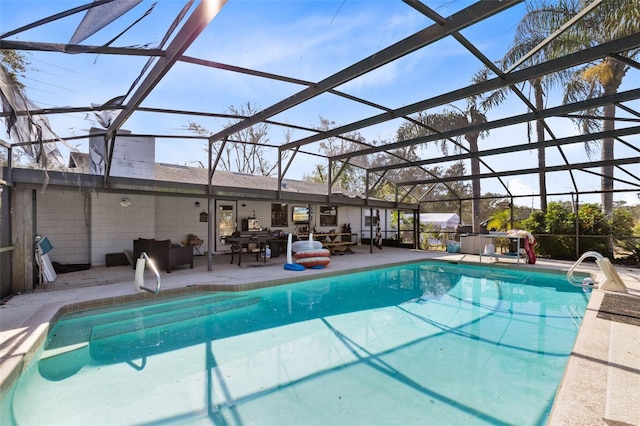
xmin=522 ymin=201 xmax=636 ymax=261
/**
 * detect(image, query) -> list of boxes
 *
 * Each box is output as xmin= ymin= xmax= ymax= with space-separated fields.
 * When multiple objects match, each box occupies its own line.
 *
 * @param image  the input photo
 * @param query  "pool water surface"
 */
xmin=1 ymin=261 xmax=589 ymax=425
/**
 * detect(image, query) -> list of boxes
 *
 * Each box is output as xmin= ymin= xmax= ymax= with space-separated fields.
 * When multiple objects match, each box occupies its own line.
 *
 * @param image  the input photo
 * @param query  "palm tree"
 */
xmin=524 ymin=0 xmax=640 ymax=257
xmin=482 ymin=0 xmax=574 ymax=213
xmin=397 ymin=98 xmax=488 ymax=232
xmin=538 ymin=0 xmax=640 ymax=215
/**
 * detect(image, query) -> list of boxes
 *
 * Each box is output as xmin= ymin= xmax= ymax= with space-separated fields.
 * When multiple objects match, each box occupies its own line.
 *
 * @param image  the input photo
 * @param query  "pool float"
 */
xmin=296 ymin=256 xmax=331 ymax=268
xmin=294 ymin=248 xmax=331 ymax=259
xmin=284 ymin=233 xmax=305 ymax=271
xmin=292 ymin=233 xmax=331 ymax=269
xmin=291 ymin=240 xmax=323 ymax=252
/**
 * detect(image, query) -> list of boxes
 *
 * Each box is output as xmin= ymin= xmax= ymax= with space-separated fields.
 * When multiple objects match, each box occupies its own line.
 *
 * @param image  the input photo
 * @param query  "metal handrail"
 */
xmin=566 ymin=251 xmax=627 ymax=293
xmin=566 ymin=251 xmax=603 ymax=288
xmin=135 ymin=252 xmax=161 ymax=294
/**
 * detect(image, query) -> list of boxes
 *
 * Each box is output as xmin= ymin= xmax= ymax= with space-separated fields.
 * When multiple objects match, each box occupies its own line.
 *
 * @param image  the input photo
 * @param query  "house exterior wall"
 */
xmin=235 ymin=201 xmax=363 ymax=240
xmin=237 ymin=201 xmax=272 ymax=230
xmin=9 ymin=166 xmax=404 ymax=293
xmin=155 ymin=196 xmax=208 ymax=253
xmin=31 ymin=187 xmax=370 ymax=269
xmin=361 ymin=208 xmax=392 ymax=239
xmin=36 ymin=189 xmax=89 ymax=265
xmin=90 ymin=192 xmax=155 ymax=265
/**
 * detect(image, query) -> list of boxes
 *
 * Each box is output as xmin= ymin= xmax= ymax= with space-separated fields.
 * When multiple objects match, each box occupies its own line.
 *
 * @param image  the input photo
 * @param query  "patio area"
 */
xmin=1 ymin=246 xmax=639 ymax=425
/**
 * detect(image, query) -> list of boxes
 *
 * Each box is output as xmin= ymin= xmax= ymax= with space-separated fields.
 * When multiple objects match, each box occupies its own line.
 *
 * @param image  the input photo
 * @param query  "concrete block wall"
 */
xmin=91 ymin=192 xmax=155 ymax=265
xmin=155 ymin=196 xmax=208 ymax=253
xmin=36 ymin=189 xmax=89 ymax=264
xmin=33 ymin=188 xmax=370 ymax=267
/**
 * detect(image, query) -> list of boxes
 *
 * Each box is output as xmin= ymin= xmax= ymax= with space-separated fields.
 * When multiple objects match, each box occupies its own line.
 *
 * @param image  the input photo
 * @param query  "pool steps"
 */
xmin=90 ymin=295 xmax=260 ymax=341
xmin=89 ymin=295 xmax=261 ymax=362
xmin=43 ymin=294 xmax=260 ymax=364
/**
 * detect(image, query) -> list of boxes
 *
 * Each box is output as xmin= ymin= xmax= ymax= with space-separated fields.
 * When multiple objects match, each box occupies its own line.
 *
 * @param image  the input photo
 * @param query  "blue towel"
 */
xmin=39 ymin=237 xmax=54 ymax=254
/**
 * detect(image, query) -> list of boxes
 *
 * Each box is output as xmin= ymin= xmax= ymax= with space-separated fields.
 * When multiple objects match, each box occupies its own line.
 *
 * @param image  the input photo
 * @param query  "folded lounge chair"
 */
xmin=36 ymin=236 xmax=57 ymax=284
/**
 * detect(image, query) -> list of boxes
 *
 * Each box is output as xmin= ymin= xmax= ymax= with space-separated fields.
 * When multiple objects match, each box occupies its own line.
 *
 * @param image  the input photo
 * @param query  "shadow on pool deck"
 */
xmin=1 ymin=246 xmax=639 ymax=425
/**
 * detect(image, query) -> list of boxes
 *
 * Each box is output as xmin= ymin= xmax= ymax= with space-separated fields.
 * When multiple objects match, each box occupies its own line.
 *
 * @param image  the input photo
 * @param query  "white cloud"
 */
xmin=507 ymin=178 xmax=534 ymax=196
xmin=508 ymin=178 xmax=538 ymax=209
xmin=620 ymin=192 xmax=640 ymax=207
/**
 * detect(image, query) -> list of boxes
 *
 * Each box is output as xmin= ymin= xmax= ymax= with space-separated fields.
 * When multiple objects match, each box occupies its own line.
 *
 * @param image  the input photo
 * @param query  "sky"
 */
xmin=1 ymin=0 xmax=639 ymax=208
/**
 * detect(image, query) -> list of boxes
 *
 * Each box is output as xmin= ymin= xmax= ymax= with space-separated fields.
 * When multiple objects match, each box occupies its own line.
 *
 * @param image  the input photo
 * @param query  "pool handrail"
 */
xmin=566 ymin=251 xmax=627 ymax=293
xmin=134 ymin=252 xmax=161 ymax=294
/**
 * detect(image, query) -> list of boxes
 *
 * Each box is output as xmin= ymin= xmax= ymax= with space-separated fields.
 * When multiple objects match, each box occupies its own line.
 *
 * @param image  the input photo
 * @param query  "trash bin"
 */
xmin=446 ymin=243 xmax=460 ymax=253
xmin=269 ymin=240 xmax=281 ymax=258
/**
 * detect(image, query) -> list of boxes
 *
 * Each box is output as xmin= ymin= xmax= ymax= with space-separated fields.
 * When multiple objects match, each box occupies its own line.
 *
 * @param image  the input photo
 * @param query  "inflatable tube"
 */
xmin=291 ymin=240 xmax=322 ymax=252
xmin=296 ymin=256 xmax=331 ymax=268
xmin=294 ymin=249 xmax=331 ymax=259
xmin=284 ymin=263 xmax=306 ymax=271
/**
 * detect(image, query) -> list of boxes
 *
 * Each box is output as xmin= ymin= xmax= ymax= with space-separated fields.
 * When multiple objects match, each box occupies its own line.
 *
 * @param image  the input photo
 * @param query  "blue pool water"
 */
xmin=1 ymin=261 xmax=589 ymax=425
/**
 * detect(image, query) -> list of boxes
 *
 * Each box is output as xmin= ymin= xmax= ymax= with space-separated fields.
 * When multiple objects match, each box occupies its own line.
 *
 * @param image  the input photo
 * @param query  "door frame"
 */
xmin=215 ymin=200 xmax=237 ymax=252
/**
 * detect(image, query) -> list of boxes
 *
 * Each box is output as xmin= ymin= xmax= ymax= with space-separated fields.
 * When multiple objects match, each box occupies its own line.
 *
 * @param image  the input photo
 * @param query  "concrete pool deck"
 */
xmin=1 ymin=246 xmax=639 ymax=425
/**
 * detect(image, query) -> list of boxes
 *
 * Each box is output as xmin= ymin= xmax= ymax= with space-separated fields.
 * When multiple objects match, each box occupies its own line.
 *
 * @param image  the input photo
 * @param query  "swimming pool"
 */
xmin=1 ymin=261 xmax=589 ymax=425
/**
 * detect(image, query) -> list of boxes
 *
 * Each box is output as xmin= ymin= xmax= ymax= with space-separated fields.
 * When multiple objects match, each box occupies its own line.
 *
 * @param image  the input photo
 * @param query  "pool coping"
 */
xmin=548 ymin=288 xmax=640 ymax=425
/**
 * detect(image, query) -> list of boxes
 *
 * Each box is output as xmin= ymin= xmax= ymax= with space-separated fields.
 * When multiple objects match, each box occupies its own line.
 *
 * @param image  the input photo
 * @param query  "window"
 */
xmin=364 ymin=215 xmax=378 ymax=227
xmin=271 ymin=203 xmax=288 ymax=226
xmin=319 ymin=205 xmax=338 ymax=226
xmin=292 ymin=206 xmax=309 ymax=223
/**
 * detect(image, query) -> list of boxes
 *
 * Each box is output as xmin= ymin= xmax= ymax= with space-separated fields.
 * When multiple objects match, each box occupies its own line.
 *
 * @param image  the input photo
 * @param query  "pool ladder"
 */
xmin=134 ymin=252 xmax=161 ymax=294
xmin=566 ymin=251 xmax=627 ymax=293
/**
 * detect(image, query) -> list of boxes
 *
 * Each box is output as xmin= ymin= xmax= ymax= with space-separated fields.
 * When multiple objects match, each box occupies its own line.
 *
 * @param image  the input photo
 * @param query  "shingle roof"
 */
xmin=67 ymin=152 xmax=363 ymax=199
